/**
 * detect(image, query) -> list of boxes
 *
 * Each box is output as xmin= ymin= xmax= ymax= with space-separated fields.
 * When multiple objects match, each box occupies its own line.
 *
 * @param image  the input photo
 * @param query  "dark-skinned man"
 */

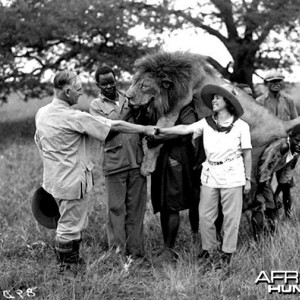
xmin=256 ymin=70 xmax=299 ymax=219
xmin=253 ymin=125 xmax=300 ymax=238
xmin=90 ymin=66 xmax=147 ymax=260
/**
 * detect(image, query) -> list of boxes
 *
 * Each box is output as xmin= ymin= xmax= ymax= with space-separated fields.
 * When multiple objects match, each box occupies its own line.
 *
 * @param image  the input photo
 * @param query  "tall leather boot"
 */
xmin=55 ymin=240 xmax=85 ymax=275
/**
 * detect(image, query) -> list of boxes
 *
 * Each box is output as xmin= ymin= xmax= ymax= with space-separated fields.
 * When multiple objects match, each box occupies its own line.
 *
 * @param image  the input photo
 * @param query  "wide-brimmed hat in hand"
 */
xmin=32 ymin=187 xmax=60 ymax=229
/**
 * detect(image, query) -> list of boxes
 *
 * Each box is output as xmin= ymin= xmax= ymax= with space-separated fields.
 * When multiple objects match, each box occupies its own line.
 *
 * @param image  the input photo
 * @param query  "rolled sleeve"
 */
xmin=190 ymin=119 xmax=205 ymax=139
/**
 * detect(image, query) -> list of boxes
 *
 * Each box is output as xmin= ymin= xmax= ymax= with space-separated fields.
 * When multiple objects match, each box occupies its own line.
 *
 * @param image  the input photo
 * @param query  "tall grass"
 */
xmin=1 ymin=95 xmax=300 ymax=299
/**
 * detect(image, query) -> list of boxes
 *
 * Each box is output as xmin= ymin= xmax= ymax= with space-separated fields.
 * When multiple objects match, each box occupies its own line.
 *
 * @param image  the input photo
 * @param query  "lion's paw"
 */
xmin=141 ymin=138 xmax=163 ymax=176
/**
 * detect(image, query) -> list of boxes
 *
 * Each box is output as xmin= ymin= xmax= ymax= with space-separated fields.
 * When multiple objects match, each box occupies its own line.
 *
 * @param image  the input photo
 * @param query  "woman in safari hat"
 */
xmin=156 ymin=83 xmax=252 ymax=266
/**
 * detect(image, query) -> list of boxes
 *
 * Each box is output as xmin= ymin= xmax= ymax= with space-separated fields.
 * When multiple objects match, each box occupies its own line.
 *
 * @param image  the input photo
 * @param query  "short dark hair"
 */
xmin=224 ymin=99 xmax=237 ymax=116
xmin=53 ymin=70 xmax=77 ymax=89
xmin=95 ymin=66 xmax=115 ymax=83
xmin=291 ymin=124 xmax=300 ymax=137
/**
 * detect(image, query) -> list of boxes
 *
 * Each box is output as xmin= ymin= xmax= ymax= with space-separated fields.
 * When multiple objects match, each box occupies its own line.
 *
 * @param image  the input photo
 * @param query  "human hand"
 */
xmin=244 ymin=180 xmax=251 ymax=195
xmin=144 ymin=126 xmax=158 ymax=136
xmin=154 ymin=127 xmax=161 ymax=135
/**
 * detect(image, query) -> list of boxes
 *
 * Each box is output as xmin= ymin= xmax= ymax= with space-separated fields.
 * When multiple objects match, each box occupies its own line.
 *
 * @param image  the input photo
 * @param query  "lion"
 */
xmin=126 ymin=51 xmax=300 ymax=180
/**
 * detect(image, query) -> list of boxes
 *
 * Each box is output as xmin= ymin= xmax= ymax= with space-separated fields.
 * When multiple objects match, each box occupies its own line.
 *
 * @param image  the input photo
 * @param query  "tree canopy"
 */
xmin=1 ymin=0 xmax=300 ymax=103
xmin=0 ymin=0 xmax=159 ymax=102
xmin=136 ymin=0 xmax=300 ymax=87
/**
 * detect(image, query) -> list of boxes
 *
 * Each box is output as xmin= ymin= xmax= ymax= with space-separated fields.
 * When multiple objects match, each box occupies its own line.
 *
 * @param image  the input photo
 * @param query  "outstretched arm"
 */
xmin=156 ymin=124 xmax=194 ymax=136
xmin=110 ymin=120 xmax=156 ymax=136
xmin=147 ymin=104 xmax=198 ymax=147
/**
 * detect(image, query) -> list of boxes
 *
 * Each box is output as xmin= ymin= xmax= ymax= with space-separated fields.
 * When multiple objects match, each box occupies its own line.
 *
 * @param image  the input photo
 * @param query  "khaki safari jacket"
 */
xmin=90 ymin=91 xmax=143 ymax=176
xmin=35 ymin=98 xmax=111 ymax=200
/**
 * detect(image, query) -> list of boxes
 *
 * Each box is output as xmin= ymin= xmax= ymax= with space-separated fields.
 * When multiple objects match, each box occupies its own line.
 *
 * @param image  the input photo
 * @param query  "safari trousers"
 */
xmin=55 ymin=196 xmax=89 ymax=243
xmin=199 ymin=185 xmax=243 ymax=253
xmin=106 ymin=168 xmax=147 ymax=256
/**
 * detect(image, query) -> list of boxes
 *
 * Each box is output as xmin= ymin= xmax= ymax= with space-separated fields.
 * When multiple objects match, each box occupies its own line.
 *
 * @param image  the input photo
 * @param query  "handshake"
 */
xmin=144 ymin=126 xmax=160 ymax=136
xmin=144 ymin=127 xmax=165 ymax=149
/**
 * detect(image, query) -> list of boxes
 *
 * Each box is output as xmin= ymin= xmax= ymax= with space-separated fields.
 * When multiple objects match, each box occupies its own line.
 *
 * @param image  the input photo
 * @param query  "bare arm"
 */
xmin=243 ymin=148 xmax=252 ymax=194
xmin=156 ymin=124 xmax=194 ymax=136
xmin=110 ymin=120 xmax=156 ymax=136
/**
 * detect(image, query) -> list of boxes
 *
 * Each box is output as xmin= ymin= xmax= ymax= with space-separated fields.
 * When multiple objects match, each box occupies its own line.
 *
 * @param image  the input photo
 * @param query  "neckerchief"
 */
xmin=205 ymin=114 xmax=238 ymax=134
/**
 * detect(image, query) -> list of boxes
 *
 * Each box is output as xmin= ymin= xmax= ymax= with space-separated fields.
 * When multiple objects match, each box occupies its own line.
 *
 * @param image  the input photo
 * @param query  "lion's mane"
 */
xmin=133 ymin=51 xmax=214 ymax=120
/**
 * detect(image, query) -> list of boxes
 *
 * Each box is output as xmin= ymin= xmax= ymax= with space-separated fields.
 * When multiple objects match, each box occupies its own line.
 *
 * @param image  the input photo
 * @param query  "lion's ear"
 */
xmin=161 ymin=79 xmax=173 ymax=90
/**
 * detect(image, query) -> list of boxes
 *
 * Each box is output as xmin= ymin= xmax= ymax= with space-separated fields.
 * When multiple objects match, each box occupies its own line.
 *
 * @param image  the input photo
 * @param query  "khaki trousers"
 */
xmin=55 ymin=196 xmax=89 ymax=243
xmin=199 ymin=185 xmax=243 ymax=253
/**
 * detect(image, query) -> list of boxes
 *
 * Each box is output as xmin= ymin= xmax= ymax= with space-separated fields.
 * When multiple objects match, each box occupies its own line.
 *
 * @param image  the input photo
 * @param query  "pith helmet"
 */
xmin=31 ymin=187 xmax=60 ymax=229
xmin=264 ymin=70 xmax=285 ymax=82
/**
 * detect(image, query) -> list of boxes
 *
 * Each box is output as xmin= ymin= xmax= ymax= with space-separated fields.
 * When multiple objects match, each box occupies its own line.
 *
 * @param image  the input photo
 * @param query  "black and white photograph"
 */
xmin=1 ymin=0 xmax=300 ymax=299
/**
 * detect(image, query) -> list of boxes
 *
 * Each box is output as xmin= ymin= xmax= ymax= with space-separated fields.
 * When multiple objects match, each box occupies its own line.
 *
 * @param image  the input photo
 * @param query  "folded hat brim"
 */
xmin=201 ymin=84 xmax=244 ymax=117
xmin=31 ymin=187 xmax=60 ymax=229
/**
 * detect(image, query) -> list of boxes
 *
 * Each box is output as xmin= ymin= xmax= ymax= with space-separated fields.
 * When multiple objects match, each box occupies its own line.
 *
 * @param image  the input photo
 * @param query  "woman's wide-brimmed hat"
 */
xmin=201 ymin=83 xmax=244 ymax=117
xmin=31 ymin=187 xmax=60 ymax=229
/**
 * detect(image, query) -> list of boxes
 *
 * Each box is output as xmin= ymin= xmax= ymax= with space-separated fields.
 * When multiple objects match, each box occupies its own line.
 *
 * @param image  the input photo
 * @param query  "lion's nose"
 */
xmin=126 ymin=95 xmax=134 ymax=106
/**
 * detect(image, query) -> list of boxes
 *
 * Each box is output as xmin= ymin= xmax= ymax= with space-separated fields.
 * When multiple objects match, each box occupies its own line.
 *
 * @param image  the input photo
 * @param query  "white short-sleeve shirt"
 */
xmin=190 ymin=117 xmax=252 ymax=188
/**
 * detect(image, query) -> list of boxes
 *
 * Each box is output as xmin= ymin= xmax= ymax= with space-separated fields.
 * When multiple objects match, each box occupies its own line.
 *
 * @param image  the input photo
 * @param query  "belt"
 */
xmin=208 ymin=155 xmax=240 ymax=165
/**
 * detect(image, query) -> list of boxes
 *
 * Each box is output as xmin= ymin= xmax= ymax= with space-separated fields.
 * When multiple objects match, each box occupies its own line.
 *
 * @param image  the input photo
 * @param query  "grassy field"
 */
xmin=1 ymin=94 xmax=300 ymax=300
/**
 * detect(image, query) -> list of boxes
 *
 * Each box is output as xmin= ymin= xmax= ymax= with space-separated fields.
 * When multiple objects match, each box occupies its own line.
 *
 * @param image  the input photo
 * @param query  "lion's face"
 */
xmin=126 ymin=51 xmax=214 ymax=123
xmin=126 ymin=72 xmax=160 ymax=107
xmin=126 ymin=71 xmax=174 ymax=122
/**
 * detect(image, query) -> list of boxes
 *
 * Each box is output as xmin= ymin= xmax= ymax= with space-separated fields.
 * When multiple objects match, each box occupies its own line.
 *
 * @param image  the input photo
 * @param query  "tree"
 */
xmin=0 ymin=0 xmax=159 ymax=102
xmin=130 ymin=0 xmax=300 ymax=88
xmin=2 ymin=0 xmax=300 ymax=103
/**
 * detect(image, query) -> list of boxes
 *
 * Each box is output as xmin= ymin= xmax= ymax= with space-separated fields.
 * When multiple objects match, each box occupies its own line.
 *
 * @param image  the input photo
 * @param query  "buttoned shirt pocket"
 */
xmin=103 ymin=144 xmax=130 ymax=173
xmin=101 ymin=103 xmax=118 ymax=119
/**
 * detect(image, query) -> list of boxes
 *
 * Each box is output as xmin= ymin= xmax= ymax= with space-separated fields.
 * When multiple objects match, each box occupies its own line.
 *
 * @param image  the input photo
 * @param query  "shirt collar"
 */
xmin=99 ymin=91 xmax=120 ymax=104
xmin=52 ymin=97 xmax=71 ymax=107
xmin=267 ymin=91 xmax=281 ymax=100
xmin=213 ymin=114 xmax=234 ymax=126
